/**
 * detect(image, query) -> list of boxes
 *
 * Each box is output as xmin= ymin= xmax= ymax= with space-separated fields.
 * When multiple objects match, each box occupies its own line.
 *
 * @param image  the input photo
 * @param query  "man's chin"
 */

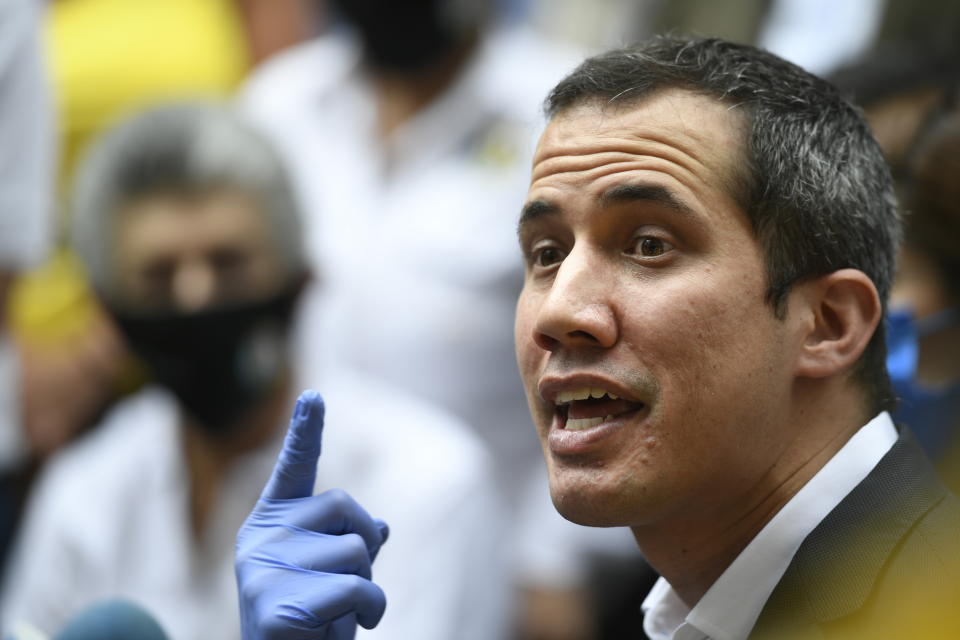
xmin=549 ymin=483 xmax=643 ymax=528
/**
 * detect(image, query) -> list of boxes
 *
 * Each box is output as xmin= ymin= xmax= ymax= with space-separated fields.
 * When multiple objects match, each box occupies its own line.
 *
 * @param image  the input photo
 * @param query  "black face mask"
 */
xmin=109 ymin=281 xmax=304 ymax=437
xmin=332 ymin=0 xmax=481 ymax=72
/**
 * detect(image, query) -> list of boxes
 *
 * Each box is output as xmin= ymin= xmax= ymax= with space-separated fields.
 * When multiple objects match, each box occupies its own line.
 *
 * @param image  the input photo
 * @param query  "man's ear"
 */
xmin=794 ymin=269 xmax=882 ymax=379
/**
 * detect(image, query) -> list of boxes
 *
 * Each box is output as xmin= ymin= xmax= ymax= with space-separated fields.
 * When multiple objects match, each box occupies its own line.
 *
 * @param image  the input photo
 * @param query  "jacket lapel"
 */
xmin=750 ymin=428 xmax=947 ymax=639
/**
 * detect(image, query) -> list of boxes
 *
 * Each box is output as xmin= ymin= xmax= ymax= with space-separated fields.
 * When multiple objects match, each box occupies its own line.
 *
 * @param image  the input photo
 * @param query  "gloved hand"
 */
xmin=236 ymin=390 xmax=390 ymax=640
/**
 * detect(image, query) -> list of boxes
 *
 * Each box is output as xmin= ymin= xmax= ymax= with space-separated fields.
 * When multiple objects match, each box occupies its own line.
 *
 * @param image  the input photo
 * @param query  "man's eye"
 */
xmin=534 ymin=246 xmax=564 ymax=267
xmin=634 ymin=236 xmax=673 ymax=258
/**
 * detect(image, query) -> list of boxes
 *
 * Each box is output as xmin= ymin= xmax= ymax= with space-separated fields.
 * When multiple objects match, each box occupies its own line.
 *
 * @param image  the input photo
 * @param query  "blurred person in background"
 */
xmin=832 ymin=50 xmax=960 ymax=489
xmin=890 ymin=110 xmax=960 ymax=486
xmin=0 ymin=103 xmax=508 ymax=640
xmin=240 ymin=3 xmax=647 ymax=637
xmin=0 ymin=0 xmax=55 ymax=462
xmin=5 ymin=0 xmax=323 ymax=474
xmin=0 ymin=0 xmax=321 ymax=608
xmin=0 ymin=0 xmax=55 ymax=577
xmin=1 ymin=0 xmax=321 ymax=588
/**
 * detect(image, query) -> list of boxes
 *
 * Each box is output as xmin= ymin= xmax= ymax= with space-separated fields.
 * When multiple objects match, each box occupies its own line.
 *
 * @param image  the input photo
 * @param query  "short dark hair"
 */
xmin=545 ymin=36 xmax=901 ymax=414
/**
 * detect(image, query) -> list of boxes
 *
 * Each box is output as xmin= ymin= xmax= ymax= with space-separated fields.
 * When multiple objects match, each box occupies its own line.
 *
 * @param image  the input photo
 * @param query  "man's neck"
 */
xmin=632 ymin=389 xmax=869 ymax=607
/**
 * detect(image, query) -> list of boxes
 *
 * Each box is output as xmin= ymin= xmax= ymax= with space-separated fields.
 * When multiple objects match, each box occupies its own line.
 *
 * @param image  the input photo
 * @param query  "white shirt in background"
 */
xmin=0 ymin=356 xmax=510 ymax=640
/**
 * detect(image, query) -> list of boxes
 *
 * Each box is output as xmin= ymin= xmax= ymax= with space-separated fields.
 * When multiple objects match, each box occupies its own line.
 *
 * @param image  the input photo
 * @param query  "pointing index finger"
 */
xmin=261 ymin=390 xmax=325 ymax=500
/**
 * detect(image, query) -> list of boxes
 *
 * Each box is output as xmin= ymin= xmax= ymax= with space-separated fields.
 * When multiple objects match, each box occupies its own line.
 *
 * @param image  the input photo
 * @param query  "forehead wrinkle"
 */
xmin=538 ymin=98 xmax=748 ymax=203
xmin=591 ymin=88 xmax=747 ymax=162
xmin=625 ymin=105 xmax=751 ymax=204
xmin=530 ymin=154 xmax=720 ymax=220
xmin=531 ymin=133 xmax=714 ymax=192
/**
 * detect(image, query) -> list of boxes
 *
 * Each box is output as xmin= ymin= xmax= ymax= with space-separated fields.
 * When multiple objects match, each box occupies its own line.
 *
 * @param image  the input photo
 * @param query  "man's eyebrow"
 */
xmin=517 ymin=184 xmax=695 ymax=237
xmin=517 ymin=199 xmax=559 ymax=233
xmin=599 ymin=183 xmax=696 ymax=217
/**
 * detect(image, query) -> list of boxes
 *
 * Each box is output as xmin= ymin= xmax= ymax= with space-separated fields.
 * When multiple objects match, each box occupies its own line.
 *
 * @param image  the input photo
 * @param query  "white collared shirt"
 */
xmin=642 ymin=412 xmax=899 ymax=640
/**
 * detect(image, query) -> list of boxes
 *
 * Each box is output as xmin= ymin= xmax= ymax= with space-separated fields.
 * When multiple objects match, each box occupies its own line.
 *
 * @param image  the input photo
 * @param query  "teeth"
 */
xmin=565 ymin=415 xmax=616 ymax=431
xmin=566 ymin=416 xmax=604 ymax=431
xmin=555 ymin=388 xmax=620 ymax=404
xmin=556 ymin=388 xmax=588 ymax=403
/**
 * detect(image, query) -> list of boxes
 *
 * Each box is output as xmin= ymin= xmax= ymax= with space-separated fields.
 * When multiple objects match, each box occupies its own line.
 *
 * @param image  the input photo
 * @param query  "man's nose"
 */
xmin=172 ymin=261 xmax=217 ymax=313
xmin=531 ymin=251 xmax=618 ymax=352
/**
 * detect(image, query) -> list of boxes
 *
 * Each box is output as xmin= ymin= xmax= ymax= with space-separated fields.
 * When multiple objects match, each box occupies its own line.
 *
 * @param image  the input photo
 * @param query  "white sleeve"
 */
xmin=358 ymin=442 xmax=513 ymax=640
xmin=0 ymin=459 xmax=92 ymax=636
xmin=383 ymin=472 xmax=511 ymax=640
xmin=0 ymin=0 xmax=54 ymax=270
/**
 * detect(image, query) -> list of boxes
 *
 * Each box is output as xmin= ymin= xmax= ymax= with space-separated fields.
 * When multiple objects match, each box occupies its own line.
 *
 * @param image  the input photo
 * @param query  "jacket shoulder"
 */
xmin=832 ymin=491 xmax=960 ymax=637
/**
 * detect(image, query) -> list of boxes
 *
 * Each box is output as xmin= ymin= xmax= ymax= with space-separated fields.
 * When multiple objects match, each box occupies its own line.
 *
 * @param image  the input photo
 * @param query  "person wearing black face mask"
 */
xmin=109 ymin=278 xmax=306 ymax=439
xmin=0 ymin=103 xmax=508 ymax=640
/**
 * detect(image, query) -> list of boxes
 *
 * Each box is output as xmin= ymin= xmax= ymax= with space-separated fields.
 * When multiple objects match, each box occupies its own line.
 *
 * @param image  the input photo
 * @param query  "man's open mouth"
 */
xmin=554 ymin=387 xmax=646 ymax=431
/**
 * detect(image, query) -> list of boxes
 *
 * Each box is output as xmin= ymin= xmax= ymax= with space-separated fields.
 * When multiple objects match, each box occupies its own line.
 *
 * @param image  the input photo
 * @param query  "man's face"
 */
xmin=114 ymin=189 xmax=286 ymax=312
xmin=515 ymin=90 xmax=799 ymax=529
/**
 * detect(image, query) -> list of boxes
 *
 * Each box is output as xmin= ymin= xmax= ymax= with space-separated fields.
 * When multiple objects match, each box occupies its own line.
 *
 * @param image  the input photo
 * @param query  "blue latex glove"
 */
xmin=236 ymin=390 xmax=390 ymax=640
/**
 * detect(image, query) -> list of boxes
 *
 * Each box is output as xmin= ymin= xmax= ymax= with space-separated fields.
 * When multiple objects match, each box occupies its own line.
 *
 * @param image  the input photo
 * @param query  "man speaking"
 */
xmin=235 ymin=36 xmax=960 ymax=639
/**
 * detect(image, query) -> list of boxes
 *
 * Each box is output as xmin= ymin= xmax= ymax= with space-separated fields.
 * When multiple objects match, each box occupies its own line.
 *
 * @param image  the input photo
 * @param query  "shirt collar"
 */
xmin=642 ymin=412 xmax=898 ymax=640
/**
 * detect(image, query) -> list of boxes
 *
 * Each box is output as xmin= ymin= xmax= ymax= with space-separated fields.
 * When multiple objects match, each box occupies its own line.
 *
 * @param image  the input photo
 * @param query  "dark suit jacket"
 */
xmin=749 ymin=429 xmax=960 ymax=639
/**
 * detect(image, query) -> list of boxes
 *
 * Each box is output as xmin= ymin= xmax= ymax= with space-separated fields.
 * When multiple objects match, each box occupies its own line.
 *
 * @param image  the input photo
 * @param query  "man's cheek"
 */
xmin=514 ymin=300 xmax=539 ymax=369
